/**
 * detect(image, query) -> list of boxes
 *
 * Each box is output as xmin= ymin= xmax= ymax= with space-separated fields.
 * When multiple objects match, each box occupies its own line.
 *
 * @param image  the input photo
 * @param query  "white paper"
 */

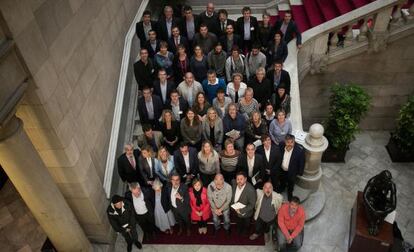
xmin=251 ymin=171 xmax=260 ymax=186
xmin=231 ymin=202 xmax=246 ymax=210
xmin=226 ymin=129 xmax=240 ymax=138
xmin=384 ymin=210 xmax=396 ymax=224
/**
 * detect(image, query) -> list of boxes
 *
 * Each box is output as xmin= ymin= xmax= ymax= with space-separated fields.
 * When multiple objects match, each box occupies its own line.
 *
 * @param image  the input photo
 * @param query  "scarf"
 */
xmin=193 ymin=188 xmax=203 ymax=206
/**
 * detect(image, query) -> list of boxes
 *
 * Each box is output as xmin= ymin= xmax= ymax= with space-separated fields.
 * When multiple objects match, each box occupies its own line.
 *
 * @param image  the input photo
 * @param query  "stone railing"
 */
xmin=188 ymin=0 xmax=286 ymax=15
xmin=103 ymin=0 xmax=149 ymax=198
xmin=287 ymin=0 xmax=413 ymax=138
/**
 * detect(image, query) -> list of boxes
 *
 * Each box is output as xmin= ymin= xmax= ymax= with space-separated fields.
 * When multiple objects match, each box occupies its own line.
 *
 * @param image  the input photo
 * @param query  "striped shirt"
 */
xmin=220 ymin=150 xmax=240 ymax=172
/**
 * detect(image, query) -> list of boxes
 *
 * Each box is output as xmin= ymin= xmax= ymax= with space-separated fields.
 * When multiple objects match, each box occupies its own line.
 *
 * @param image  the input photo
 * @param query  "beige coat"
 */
xmin=253 ymin=189 xmax=283 ymax=220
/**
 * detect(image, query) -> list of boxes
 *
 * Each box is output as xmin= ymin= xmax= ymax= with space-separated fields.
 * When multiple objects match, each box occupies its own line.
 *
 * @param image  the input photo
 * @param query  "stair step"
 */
xmin=317 ymin=0 xmax=340 ymax=21
xmin=302 ymin=0 xmax=325 ymax=27
xmin=302 ymin=185 xmax=326 ymax=221
xmin=294 ymin=186 xmax=313 ymax=202
xmin=290 ymin=5 xmax=311 ymax=32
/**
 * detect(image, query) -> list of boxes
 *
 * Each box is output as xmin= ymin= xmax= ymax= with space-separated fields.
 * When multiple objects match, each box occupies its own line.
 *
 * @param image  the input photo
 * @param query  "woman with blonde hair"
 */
xmin=152 ymin=179 xmax=176 ymax=234
xmin=219 ymin=138 xmax=241 ymax=183
xmin=238 ymin=87 xmax=259 ymax=120
xmin=246 ymin=110 xmax=268 ymax=144
xmin=202 ymin=107 xmax=223 ymax=151
xmin=160 ymin=109 xmax=180 ymax=153
xmin=154 ymin=147 xmax=175 ymax=183
xmin=198 ymin=140 xmax=220 ymax=186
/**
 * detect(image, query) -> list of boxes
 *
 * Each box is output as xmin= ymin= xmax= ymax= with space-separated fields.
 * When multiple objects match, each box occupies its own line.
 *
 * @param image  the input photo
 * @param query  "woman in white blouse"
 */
xmin=226 ymin=73 xmax=247 ymax=103
xmin=197 ymin=140 xmax=220 ymax=186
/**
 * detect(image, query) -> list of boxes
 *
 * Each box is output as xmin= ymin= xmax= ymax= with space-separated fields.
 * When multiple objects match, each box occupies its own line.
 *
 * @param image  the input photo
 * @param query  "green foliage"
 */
xmin=324 ymin=83 xmax=371 ymax=150
xmin=392 ymin=95 xmax=414 ymax=153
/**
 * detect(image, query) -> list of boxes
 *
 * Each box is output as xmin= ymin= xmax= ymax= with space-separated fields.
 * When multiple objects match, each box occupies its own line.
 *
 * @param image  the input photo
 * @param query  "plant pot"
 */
xmin=322 ymin=146 xmax=347 ymax=163
xmin=386 ymin=137 xmax=414 ymax=162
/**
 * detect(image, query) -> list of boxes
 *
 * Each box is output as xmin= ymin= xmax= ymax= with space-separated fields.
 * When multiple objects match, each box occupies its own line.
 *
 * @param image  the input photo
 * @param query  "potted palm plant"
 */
xmin=322 ymin=83 xmax=371 ymax=162
xmin=386 ymin=95 xmax=414 ymax=162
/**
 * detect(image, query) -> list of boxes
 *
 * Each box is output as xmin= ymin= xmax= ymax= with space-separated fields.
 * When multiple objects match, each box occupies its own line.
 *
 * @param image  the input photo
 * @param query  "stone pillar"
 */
xmin=0 ymin=115 xmax=92 ymax=252
xmin=297 ymin=123 xmax=329 ymax=192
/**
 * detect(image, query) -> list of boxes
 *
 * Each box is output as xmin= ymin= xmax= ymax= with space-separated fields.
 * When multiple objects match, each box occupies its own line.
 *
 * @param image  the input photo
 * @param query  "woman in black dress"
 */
xmin=160 ymin=109 xmax=180 ymax=153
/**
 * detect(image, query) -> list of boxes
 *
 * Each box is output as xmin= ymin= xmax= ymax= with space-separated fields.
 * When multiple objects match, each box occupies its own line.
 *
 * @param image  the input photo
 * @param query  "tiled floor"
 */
xmin=114 ymin=131 xmax=414 ymax=251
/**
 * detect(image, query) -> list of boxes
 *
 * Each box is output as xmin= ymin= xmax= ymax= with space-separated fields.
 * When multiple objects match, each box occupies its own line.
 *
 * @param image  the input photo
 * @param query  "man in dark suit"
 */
xmin=117 ymin=143 xmax=142 ymax=184
xmin=278 ymin=134 xmax=305 ymax=201
xmin=236 ymin=143 xmax=265 ymax=189
xmin=165 ymin=89 xmax=189 ymax=120
xmin=271 ymin=11 xmax=302 ymax=48
xmin=173 ymin=142 xmax=199 ymax=185
xmin=256 ymin=134 xmax=283 ymax=188
xmin=107 ymin=195 xmax=142 ymax=252
xmin=167 ymin=172 xmax=191 ymax=235
xmin=134 ymin=48 xmax=156 ymax=91
xmin=124 ymin=182 xmax=155 ymax=241
xmin=219 ymin=23 xmax=242 ymax=54
xmin=157 ymin=5 xmax=181 ymax=42
xmin=153 ymin=68 xmax=175 ymax=105
xmin=231 ymin=171 xmax=257 ymax=235
xmin=266 ymin=60 xmax=291 ymax=95
xmin=236 ymin=7 xmax=259 ymax=52
xmin=181 ymin=5 xmax=200 ymax=51
xmin=137 ymin=145 xmax=157 ymax=187
xmin=198 ymin=2 xmax=220 ymax=36
xmin=143 ymin=30 xmax=160 ymax=59
xmin=168 ymin=26 xmax=189 ymax=55
xmin=136 ymin=10 xmax=158 ymax=46
xmin=218 ymin=9 xmax=236 ymax=37
xmin=137 ymin=86 xmax=163 ymax=130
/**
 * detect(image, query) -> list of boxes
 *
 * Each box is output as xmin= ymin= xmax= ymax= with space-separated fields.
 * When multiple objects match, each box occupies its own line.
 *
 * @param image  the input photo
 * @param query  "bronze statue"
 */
xmin=363 ymin=170 xmax=397 ymax=236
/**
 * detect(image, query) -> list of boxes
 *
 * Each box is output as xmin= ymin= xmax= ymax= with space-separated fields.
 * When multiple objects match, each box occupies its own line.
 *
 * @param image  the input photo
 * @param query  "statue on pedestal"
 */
xmin=363 ymin=170 xmax=397 ymax=236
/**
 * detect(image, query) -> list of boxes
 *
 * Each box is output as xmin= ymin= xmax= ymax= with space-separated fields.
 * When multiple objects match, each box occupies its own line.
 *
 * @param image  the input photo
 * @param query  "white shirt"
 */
xmin=244 ymin=19 xmax=251 ymax=40
xmin=160 ymin=81 xmax=168 ymax=103
xmin=234 ymin=183 xmax=246 ymax=203
xmin=171 ymin=186 xmax=179 ymax=208
xmin=146 ymin=157 xmax=153 ymax=177
xmin=264 ymin=146 xmax=271 ymax=162
xmin=132 ymin=192 xmax=148 ymax=215
xmin=183 ymin=153 xmax=190 ymax=173
xmin=282 ymin=147 xmax=293 ymax=171
xmin=247 ymin=155 xmax=255 ymax=177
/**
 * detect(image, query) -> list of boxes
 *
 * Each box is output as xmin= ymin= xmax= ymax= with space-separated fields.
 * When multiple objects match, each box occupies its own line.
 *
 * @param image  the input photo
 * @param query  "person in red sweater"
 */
xmin=277 ymin=196 xmax=305 ymax=251
xmin=189 ymin=178 xmax=212 ymax=234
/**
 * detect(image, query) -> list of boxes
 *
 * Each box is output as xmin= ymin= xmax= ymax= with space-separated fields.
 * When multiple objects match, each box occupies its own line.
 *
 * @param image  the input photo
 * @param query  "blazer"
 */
xmin=271 ymin=20 xmax=302 ymax=45
xmin=124 ymin=188 xmax=155 ymax=218
xmin=166 ymin=182 xmax=191 ymax=214
xmin=253 ymin=189 xmax=283 ymax=220
xmin=219 ymin=34 xmax=243 ymax=54
xmin=117 ymin=149 xmax=142 ymax=183
xmin=181 ymin=15 xmax=201 ymax=41
xmin=137 ymin=95 xmax=163 ymax=125
xmin=136 ymin=20 xmax=158 ymax=46
xmin=157 ymin=17 xmax=181 ymax=42
xmin=231 ymin=180 xmax=256 ymax=218
xmin=202 ymin=118 xmax=224 ymax=146
xmin=235 ymin=16 xmax=259 ymax=42
xmin=266 ymin=69 xmax=291 ymax=95
xmin=107 ymin=201 xmax=136 ymax=234
xmin=236 ymin=153 xmax=265 ymax=187
xmin=173 ymin=147 xmax=199 ymax=180
xmin=137 ymin=156 xmax=157 ymax=185
xmin=199 ymin=11 xmax=220 ymax=36
xmin=256 ymin=144 xmax=282 ymax=179
xmin=189 ymin=187 xmax=212 ymax=221
xmin=168 ymin=35 xmax=189 ymax=55
xmin=153 ymin=80 xmax=176 ymax=105
xmin=144 ymin=40 xmax=161 ymax=58
xmin=279 ymin=143 xmax=305 ymax=179
xmin=217 ymin=19 xmax=236 ymax=37
xmin=136 ymin=131 xmax=164 ymax=151
xmin=134 ymin=59 xmax=156 ymax=90
xmin=165 ymin=97 xmax=189 ymax=119
xmin=154 ymin=157 xmax=175 ymax=183
xmin=266 ymin=41 xmax=288 ymax=64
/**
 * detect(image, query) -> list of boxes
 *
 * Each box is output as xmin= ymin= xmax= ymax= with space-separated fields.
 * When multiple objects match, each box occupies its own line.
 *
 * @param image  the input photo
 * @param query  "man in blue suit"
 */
xmin=278 ymin=134 xmax=305 ymax=201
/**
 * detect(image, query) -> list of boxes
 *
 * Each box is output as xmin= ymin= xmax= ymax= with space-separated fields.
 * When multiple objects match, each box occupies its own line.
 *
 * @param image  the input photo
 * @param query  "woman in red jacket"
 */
xmin=189 ymin=178 xmax=211 ymax=234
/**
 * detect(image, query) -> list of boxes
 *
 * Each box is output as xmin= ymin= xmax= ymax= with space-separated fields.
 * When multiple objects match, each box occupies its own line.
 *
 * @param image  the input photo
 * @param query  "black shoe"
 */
xmin=127 ymin=243 xmax=132 ymax=252
xmin=135 ymin=241 xmax=142 ymax=249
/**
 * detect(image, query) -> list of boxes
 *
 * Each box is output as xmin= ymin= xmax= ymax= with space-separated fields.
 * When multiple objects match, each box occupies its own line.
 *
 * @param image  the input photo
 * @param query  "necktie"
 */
xmin=222 ymin=22 xmax=225 ymax=31
xmin=175 ymin=37 xmax=178 ymax=46
xmin=235 ymin=90 xmax=239 ymax=103
xmin=128 ymin=156 xmax=135 ymax=169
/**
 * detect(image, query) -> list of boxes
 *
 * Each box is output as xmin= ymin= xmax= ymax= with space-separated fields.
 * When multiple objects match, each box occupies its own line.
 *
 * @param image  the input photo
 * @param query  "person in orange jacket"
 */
xmin=189 ymin=178 xmax=212 ymax=234
xmin=277 ymin=196 xmax=305 ymax=251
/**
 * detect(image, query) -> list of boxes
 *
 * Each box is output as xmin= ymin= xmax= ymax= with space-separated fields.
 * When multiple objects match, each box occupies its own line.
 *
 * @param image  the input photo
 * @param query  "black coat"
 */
xmin=181 ymin=15 xmax=201 ymax=41
xmin=137 ymin=95 xmax=164 ymax=125
xmin=117 ymin=149 xmax=142 ymax=183
xmin=166 ymin=183 xmax=191 ymax=214
xmin=217 ymin=19 xmax=236 ymax=37
xmin=256 ymin=144 xmax=282 ymax=182
xmin=173 ymin=147 xmax=199 ymax=180
xmin=279 ymin=143 xmax=305 ymax=178
xmin=144 ymin=40 xmax=161 ymax=58
xmin=165 ymin=97 xmax=189 ymax=119
xmin=137 ymin=156 xmax=157 ymax=185
xmin=266 ymin=41 xmax=288 ymax=64
xmin=271 ymin=20 xmax=302 ymax=45
xmin=136 ymin=20 xmax=158 ymax=46
xmin=236 ymin=153 xmax=265 ymax=188
xmin=107 ymin=201 xmax=136 ymax=234
xmin=153 ymin=80 xmax=176 ymax=105
xmin=247 ymin=77 xmax=273 ymax=108
xmin=199 ymin=12 xmax=220 ymax=36
xmin=124 ymin=188 xmax=155 ymax=218
xmin=157 ymin=17 xmax=181 ymax=42
xmin=168 ymin=35 xmax=190 ymax=55
xmin=219 ymin=34 xmax=243 ymax=54
xmin=134 ymin=59 xmax=156 ymax=90
xmin=235 ymin=16 xmax=259 ymax=42
xmin=266 ymin=69 xmax=291 ymax=95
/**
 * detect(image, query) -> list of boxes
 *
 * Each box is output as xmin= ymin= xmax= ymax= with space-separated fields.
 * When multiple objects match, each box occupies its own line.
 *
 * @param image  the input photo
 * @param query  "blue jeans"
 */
xmin=277 ymin=228 xmax=304 ymax=252
xmin=212 ymin=208 xmax=230 ymax=230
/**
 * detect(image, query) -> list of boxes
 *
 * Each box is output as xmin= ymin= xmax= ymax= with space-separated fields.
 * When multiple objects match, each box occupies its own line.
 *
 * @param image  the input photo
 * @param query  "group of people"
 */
xmin=108 ymin=3 xmax=306 ymax=252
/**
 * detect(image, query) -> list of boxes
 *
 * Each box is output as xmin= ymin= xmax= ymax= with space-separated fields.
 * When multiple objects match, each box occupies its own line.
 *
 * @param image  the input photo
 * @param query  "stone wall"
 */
xmin=300 ymin=33 xmax=414 ymax=130
xmin=0 ymin=0 xmax=142 ymax=242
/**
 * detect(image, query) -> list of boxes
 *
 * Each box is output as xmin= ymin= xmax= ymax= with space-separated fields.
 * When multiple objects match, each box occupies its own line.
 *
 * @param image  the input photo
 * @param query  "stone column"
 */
xmin=0 ymin=115 xmax=92 ymax=251
xmin=297 ymin=123 xmax=329 ymax=192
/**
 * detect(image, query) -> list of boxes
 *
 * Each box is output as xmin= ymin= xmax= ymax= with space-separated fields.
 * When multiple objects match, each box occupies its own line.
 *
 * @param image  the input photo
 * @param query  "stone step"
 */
xmin=301 ymin=185 xmax=326 ymax=221
xmin=293 ymin=185 xmax=313 ymax=203
xmin=92 ymin=243 xmax=112 ymax=252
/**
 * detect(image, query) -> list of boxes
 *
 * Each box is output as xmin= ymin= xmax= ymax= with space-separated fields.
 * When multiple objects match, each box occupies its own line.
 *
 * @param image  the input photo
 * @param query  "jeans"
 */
xmin=212 ymin=208 xmax=230 ymax=230
xmin=277 ymin=228 xmax=304 ymax=252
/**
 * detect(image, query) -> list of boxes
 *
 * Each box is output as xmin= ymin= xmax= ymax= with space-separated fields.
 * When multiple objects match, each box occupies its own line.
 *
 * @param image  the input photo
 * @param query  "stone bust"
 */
xmin=363 ymin=170 xmax=397 ymax=236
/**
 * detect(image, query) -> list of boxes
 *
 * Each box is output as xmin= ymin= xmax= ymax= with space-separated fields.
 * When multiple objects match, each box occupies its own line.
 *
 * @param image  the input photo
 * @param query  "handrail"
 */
xmin=103 ymin=0 xmax=149 ymax=198
xmin=286 ymin=0 xmax=404 ymax=137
